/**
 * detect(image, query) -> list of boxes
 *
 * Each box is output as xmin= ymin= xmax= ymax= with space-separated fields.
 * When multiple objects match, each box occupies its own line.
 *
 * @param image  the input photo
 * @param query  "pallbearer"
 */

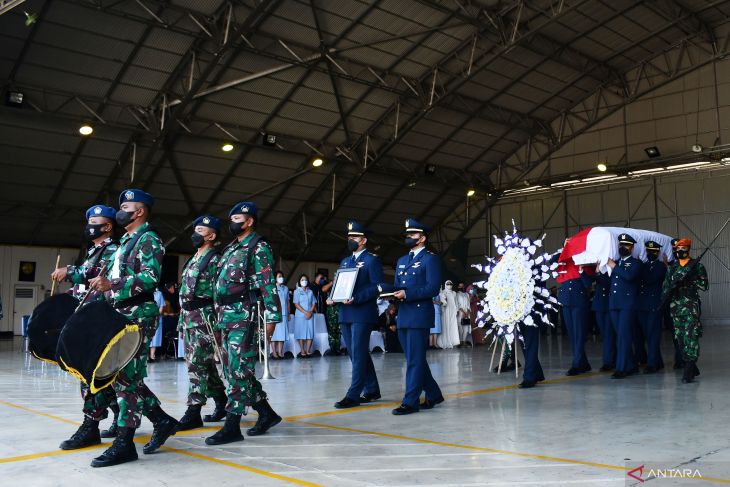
xmin=637 ymin=241 xmax=666 ymax=373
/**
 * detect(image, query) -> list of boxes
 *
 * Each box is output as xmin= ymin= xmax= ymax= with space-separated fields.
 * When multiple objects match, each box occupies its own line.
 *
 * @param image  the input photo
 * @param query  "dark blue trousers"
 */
xmin=520 ymin=325 xmax=544 ymax=383
xmin=340 ymin=322 xmax=380 ymax=400
xmin=610 ymin=309 xmax=637 ymax=373
xmin=595 ymin=310 xmax=616 ymax=368
xmin=397 ymin=327 xmax=441 ymax=409
xmin=637 ymin=310 xmax=664 ymax=369
xmin=632 ymin=317 xmax=648 ymax=365
xmin=563 ymin=306 xmax=590 ymax=370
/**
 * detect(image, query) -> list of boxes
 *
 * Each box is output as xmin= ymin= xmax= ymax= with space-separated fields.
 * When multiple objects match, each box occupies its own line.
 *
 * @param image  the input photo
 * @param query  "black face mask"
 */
xmin=84 ymin=223 xmax=107 ymax=241
xmin=618 ymin=246 xmax=631 ymax=257
xmin=115 ymin=209 xmax=136 ymax=227
xmin=191 ymin=232 xmax=205 ymax=248
xmin=347 ymin=240 xmax=359 ymax=252
xmin=676 ymin=250 xmax=689 ymax=259
xmin=646 ymin=252 xmax=659 ymax=262
xmin=229 ymin=221 xmax=245 ymax=236
xmin=404 ymin=237 xmax=419 ymax=248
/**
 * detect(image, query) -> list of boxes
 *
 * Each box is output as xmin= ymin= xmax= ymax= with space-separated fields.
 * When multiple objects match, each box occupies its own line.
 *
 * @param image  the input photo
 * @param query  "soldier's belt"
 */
xmin=181 ymin=298 xmax=214 ymax=311
xmin=113 ymin=292 xmax=155 ymax=309
xmin=215 ymin=293 xmax=252 ymax=306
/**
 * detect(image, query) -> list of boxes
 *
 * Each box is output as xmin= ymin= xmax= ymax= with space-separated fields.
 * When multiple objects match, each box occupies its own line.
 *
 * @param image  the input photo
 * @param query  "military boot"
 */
xmin=205 ymin=413 xmax=243 ymax=445
xmin=247 ymin=399 xmax=282 ymax=436
xmin=204 ymin=393 xmax=227 ymax=422
xmin=682 ymin=361 xmax=696 ymax=383
xmin=178 ymin=404 xmax=203 ymax=431
xmin=90 ymin=427 xmax=137 ymax=468
xmin=143 ymin=406 xmax=180 ymax=454
xmin=59 ymin=416 xmax=101 ymax=450
xmin=100 ymin=403 xmax=120 ymax=438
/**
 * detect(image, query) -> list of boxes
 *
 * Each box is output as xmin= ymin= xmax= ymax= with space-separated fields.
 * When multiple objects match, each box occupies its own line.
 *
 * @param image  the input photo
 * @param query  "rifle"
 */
xmin=660 ymin=217 xmax=730 ymax=310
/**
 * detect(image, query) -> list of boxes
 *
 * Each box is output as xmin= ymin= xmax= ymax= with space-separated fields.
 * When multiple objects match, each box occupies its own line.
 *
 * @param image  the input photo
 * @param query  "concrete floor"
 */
xmin=1 ymin=330 xmax=729 ymax=486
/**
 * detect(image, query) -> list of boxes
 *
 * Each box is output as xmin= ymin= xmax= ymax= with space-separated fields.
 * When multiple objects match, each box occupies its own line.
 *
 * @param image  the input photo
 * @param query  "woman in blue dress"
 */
xmin=430 ymin=293 xmax=443 ymax=350
xmin=293 ymin=274 xmax=316 ymax=358
xmin=271 ymin=271 xmax=290 ymax=359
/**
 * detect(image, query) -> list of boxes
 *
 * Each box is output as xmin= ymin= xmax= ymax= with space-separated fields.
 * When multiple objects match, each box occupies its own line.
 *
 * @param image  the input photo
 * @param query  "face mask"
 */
xmin=300 ymin=280 xmax=308 ymax=287
xmin=229 ymin=221 xmax=245 ymax=236
xmin=405 ymin=237 xmax=419 ymax=248
xmin=84 ymin=223 xmax=107 ymax=241
xmin=676 ymin=250 xmax=689 ymax=259
xmin=618 ymin=246 xmax=631 ymax=257
xmin=191 ymin=232 xmax=205 ymax=248
xmin=347 ymin=239 xmax=359 ymax=252
xmin=646 ymin=252 xmax=659 ymax=262
xmin=277 ymin=276 xmax=285 ymax=284
xmin=115 ymin=209 xmax=136 ymax=227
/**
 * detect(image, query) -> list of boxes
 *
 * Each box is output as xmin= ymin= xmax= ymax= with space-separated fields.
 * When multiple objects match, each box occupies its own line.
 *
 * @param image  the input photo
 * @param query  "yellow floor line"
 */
xmin=0 ymin=400 xmax=80 ymax=426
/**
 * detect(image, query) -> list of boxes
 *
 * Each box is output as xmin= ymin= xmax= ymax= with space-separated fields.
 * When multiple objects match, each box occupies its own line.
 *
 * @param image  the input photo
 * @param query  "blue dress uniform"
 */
xmin=335 ymin=221 xmax=383 ymax=407
xmin=519 ymin=314 xmax=545 ymax=388
xmin=637 ymin=241 xmax=666 ymax=372
xmin=591 ymin=272 xmax=616 ymax=370
xmin=384 ymin=218 xmax=443 ymax=413
xmin=558 ymin=275 xmax=591 ymax=374
xmin=609 ymin=233 xmax=641 ymax=377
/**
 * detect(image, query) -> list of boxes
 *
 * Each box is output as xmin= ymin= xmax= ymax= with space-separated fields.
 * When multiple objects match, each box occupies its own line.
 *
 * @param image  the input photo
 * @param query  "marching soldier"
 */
xmin=386 ymin=218 xmax=444 ymax=415
xmin=665 ymin=238 xmax=685 ymax=369
xmin=637 ymin=241 xmax=666 ymax=373
xmin=330 ymin=220 xmax=383 ymax=409
xmin=51 ymin=205 xmax=120 ymax=449
xmin=607 ymin=233 xmax=641 ymax=379
xmin=177 ymin=215 xmax=227 ymax=430
xmin=662 ymin=239 xmax=708 ymax=383
xmin=590 ymin=268 xmax=615 ymax=371
xmin=206 ymin=201 xmax=282 ymax=445
xmin=88 ymin=189 xmax=179 ymax=467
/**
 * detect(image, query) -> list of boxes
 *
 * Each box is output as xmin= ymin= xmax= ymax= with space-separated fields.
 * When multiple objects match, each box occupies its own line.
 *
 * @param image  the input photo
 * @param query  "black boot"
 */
xmin=682 ymin=361 xmax=696 ymax=383
xmin=178 ymin=405 xmax=203 ymax=431
xmin=59 ymin=416 xmax=101 ymax=450
xmin=247 ymin=399 xmax=282 ymax=436
xmin=205 ymin=413 xmax=243 ymax=445
xmin=143 ymin=406 xmax=180 ymax=454
xmin=100 ymin=404 xmax=119 ymax=438
xmin=90 ymin=427 xmax=138 ymax=467
xmin=204 ymin=393 xmax=227 ymax=422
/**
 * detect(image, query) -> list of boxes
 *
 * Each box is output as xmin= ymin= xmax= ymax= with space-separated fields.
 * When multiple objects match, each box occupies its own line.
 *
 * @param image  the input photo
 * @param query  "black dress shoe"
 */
xmin=359 ymin=393 xmax=381 ymax=403
xmin=334 ymin=397 xmax=361 ymax=409
xmin=392 ymin=404 xmax=418 ymax=415
xmin=611 ymin=371 xmax=627 ymax=379
xmin=644 ymin=366 xmax=658 ymax=374
xmin=518 ymin=381 xmax=536 ymax=389
xmin=599 ymin=364 xmax=614 ymax=372
xmin=626 ymin=367 xmax=639 ymax=376
xmin=566 ymin=367 xmax=581 ymax=376
xmin=420 ymin=396 xmax=444 ymax=410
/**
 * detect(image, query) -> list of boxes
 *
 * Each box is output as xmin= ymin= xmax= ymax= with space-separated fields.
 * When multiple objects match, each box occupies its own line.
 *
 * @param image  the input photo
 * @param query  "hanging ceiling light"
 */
xmin=312 ymin=157 xmax=324 ymax=167
xmin=467 ymin=188 xmax=476 ymax=197
xmin=597 ymin=162 xmax=607 ymax=172
xmin=221 ymin=143 xmax=234 ymax=152
xmin=79 ymin=124 xmax=93 ymax=136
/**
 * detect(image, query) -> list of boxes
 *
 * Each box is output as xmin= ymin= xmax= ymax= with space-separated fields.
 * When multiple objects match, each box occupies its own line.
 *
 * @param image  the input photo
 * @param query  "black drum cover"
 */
xmin=57 ymin=300 xmax=143 ymax=393
xmin=27 ymin=293 xmax=79 ymax=363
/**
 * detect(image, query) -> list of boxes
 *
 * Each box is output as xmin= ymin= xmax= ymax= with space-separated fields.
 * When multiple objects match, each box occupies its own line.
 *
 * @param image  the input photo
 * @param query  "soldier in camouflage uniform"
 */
xmin=206 ymin=201 xmax=282 ymax=446
xmin=662 ymin=238 xmax=709 ymax=384
xmin=176 ymin=215 xmax=226 ymax=431
xmin=88 ymin=189 xmax=179 ymax=467
xmin=51 ymin=205 xmax=120 ymax=450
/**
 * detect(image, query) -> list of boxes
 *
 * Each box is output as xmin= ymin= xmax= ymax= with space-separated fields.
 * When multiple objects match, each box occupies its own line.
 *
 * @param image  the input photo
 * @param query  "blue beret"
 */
xmin=404 ymin=217 xmax=431 ymax=234
xmin=228 ymin=201 xmax=257 ymax=218
xmin=119 ymin=188 xmax=154 ymax=207
xmin=85 ymin=205 xmax=116 ymax=221
xmin=193 ymin=215 xmax=220 ymax=232
xmin=347 ymin=220 xmax=371 ymax=236
xmin=618 ymin=233 xmax=636 ymax=244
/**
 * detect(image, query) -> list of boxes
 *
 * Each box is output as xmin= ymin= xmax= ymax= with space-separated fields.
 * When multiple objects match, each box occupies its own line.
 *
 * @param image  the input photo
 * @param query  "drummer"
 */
xmin=50 ymin=205 xmax=120 ymax=450
xmin=88 ymin=189 xmax=180 ymax=467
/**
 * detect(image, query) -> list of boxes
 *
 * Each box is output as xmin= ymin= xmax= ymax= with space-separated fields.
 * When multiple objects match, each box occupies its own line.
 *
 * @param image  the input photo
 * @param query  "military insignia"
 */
xmin=413 ymin=262 xmax=421 ymax=268
xmin=241 ymin=205 xmax=249 ymax=212
xmin=356 ymin=262 xmax=364 ymax=268
xmin=405 ymin=219 xmax=410 ymax=228
xmin=348 ymin=222 xmax=353 ymax=230
xmin=203 ymin=217 xmax=210 ymax=224
xmin=398 ymin=264 xmax=405 ymax=268
xmin=93 ymin=206 xmax=102 ymax=215
xmin=124 ymin=190 xmax=134 ymax=200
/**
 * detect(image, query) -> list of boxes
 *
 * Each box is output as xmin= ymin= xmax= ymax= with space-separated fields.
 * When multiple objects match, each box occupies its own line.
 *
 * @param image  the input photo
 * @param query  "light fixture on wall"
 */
xmin=644 ymin=146 xmax=660 ymax=158
xmin=597 ymin=162 xmax=607 ymax=172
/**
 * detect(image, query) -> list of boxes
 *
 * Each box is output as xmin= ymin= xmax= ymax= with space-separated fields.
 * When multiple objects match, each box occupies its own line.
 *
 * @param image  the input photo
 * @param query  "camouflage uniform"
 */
xmin=66 ymin=238 xmax=118 ymax=420
xmin=662 ymin=260 xmax=709 ymax=362
xmin=179 ymin=248 xmax=225 ymax=406
xmin=214 ymin=231 xmax=281 ymax=415
xmin=104 ymin=222 xmax=164 ymax=428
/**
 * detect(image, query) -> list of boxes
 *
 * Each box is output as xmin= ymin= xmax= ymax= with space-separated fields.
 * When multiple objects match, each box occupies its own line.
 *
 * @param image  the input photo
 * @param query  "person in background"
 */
xmin=438 ymin=280 xmax=459 ymax=349
xmin=381 ymin=303 xmax=402 ymax=353
xmin=161 ymin=282 xmax=180 ymax=357
xmin=271 ymin=271 xmax=290 ymax=360
xmin=456 ymin=282 xmax=471 ymax=347
xmin=429 ymin=294 xmax=442 ymax=349
xmin=149 ymin=287 xmax=165 ymax=362
xmin=293 ymin=274 xmax=316 ymax=358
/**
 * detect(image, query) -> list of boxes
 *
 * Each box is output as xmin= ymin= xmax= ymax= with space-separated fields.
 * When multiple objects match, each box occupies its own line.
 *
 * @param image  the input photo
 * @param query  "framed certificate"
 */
xmin=330 ymin=267 xmax=359 ymax=302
